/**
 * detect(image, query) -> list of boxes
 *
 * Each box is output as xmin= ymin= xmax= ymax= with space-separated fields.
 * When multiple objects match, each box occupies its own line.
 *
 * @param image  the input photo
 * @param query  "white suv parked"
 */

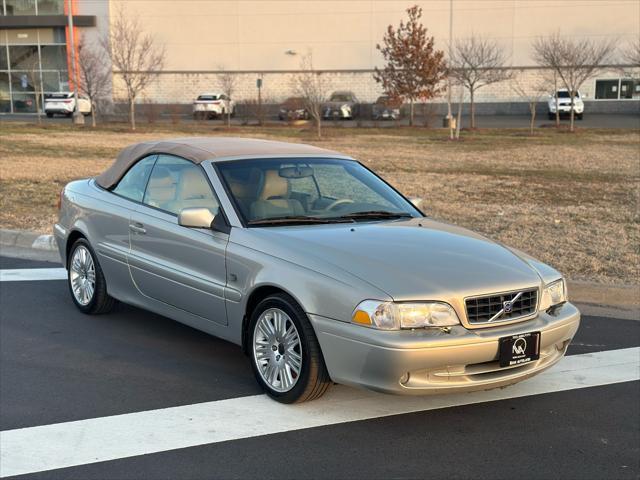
xmin=44 ymin=93 xmax=91 ymax=118
xmin=548 ymin=89 xmax=584 ymax=120
xmin=192 ymin=93 xmax=235 ymax=119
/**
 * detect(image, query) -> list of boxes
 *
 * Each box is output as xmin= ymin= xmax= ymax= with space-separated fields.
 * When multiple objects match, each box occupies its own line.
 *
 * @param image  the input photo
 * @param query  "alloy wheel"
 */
xmin=69 ymin=245 xmax=96 ymax=306
xmin=252 ymin=308 xmax=302 ymax=392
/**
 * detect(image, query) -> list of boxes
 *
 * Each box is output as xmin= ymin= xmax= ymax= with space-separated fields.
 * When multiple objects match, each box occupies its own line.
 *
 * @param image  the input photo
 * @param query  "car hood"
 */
xmin=249 ymin=218 xmax=548 ymax=301
xmin=324 ymin=101 xmax=356 ymax=108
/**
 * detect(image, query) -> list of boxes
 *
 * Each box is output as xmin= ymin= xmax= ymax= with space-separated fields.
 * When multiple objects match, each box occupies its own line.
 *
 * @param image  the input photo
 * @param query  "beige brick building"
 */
xmin=2 ymin=0 xmax=639 ymax=113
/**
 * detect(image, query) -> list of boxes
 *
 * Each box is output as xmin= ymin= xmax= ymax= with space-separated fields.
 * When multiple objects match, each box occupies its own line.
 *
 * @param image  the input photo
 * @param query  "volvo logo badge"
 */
xmin=512 ymin=337 xmax=527 ymax=356
xmin=503 ymin=300 xmax=514 ymax=313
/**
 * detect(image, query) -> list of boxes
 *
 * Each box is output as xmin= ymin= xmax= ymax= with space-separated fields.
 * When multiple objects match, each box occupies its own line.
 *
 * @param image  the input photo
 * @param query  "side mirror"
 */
xmin=178 ymin=207 xmax=215 ymax=229
xmin=408 ymin=196 xmax=424 ymax=210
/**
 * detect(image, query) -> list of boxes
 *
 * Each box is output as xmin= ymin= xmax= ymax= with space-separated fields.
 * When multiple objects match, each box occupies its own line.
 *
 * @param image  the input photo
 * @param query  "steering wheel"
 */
xmin=326 ymin=198 xmax=355 ymax=211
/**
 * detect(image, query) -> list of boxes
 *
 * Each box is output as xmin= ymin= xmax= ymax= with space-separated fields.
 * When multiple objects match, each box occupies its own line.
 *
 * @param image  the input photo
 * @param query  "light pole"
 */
xmin=67 ymin=0 xmax=84 ymax=125
xmin=447 ymin=0 xmax=453 ymax=139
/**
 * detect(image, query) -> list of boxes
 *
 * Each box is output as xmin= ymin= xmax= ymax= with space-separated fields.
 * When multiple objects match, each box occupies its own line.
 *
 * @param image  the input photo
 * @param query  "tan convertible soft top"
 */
xmin=95 ymin=137 xmax=342 ymax=189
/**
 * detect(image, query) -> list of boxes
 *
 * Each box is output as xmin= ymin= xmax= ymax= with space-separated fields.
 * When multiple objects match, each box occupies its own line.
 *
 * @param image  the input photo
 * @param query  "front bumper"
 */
xmin=310 ymin=302 xmax=580 ymax=394
xmin=549 ymin=104 xmax=584 ymax=114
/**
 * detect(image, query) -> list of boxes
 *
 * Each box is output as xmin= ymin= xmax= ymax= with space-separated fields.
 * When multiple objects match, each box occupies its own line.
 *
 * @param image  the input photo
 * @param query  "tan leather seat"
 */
xmin=168 ymin=168 xmax=218 ymax=215
xmin=250 ymin=170 xmax=304 ymax=219
xmin=145 ymin=167 xmax=176 ymax=210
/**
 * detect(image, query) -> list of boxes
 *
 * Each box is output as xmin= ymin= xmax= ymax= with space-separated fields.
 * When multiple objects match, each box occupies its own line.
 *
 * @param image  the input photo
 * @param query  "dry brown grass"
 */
xmin=1 ymin=122 xmax=638 ymax=285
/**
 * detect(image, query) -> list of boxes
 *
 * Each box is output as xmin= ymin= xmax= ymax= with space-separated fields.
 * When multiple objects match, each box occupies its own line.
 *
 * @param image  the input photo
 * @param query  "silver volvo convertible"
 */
xmin=55 ymin=137 xmax=580 ymax=403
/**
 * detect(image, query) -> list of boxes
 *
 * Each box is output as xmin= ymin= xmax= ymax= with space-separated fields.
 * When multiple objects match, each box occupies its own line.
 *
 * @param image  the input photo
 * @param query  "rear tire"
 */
xmin=67 ymin=238 xmax=115 ymax=315
xmin=46 ymin=112 xmax=53 ymax=118
xmin=249 ymin=293 xmax=331 ymax=403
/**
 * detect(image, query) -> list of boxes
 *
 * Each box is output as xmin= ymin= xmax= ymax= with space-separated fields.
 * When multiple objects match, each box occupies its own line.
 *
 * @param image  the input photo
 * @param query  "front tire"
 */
xmin=250 ymin=293 xmax=331 ymax=403
xmin=68 ymin=238 xmax=115 ymax=314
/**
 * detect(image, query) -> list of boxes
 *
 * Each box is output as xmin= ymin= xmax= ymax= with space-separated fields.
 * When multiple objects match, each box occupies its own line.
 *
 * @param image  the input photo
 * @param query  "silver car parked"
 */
xmin=55 ymin=137 xmax=580 ymax=403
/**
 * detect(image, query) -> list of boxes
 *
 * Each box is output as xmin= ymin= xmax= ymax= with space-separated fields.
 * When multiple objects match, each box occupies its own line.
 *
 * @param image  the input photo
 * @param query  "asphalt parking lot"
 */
xmin=2 ymin=112 xmax=639 ymax=129
xmin=1 ymin=255 xmax=639 ymax=480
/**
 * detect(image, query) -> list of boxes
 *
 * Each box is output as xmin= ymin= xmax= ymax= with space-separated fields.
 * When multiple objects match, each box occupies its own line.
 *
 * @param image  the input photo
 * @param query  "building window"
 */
xmin=595 ymin=78 xmax=640 ymax=100
xmin=40 ymin=44 xmax=66 ymax=69
xmin=0 ymin=47 xmax=7 ymax=70
xmin=37 ymin=0 xmax=63 ymax=14
xmin=8 ymin=44 xmax=38 ymax=70
xmin=5 ymin=0 xmax=37 ymax=16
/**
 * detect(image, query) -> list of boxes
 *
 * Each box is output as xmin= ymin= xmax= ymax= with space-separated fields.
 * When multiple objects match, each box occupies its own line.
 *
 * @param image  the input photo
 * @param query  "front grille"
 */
xmin=465 ymin=288 xmax=538 ymax=325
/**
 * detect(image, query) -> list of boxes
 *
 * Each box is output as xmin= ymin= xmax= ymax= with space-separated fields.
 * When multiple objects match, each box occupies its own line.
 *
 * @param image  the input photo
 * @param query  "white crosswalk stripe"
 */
xmin=0 ymin=268 xmax=66 ymax=282
xmin=1 ymin=347 xmax=638 ymax=478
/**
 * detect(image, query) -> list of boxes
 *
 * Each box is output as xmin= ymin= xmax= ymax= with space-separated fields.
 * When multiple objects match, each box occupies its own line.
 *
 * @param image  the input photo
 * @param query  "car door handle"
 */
xmin=129 ymin=223 xmax=146 ymax=234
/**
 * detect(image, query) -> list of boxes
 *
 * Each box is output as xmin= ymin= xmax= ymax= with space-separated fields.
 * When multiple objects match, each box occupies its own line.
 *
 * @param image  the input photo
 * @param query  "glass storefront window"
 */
xmin=10 ymin=71 xmax=35 ymax=92
xmin=37 ymin=0 xmax=63 ymax=14
xmin=6 ymin=0 xmax=37 ymax=15
xmin=12 ymin=93 xmax=37 ymax=112
xmin=595 ymin=79 xmax=619 ymax=99
xmin=0 ymin=71 xmax=9 ymax=93
xmin=8 ymin=45 xmax=39 ymax=70
xmin=40 ymin=44 xmax=66 ymax=69
xmin=42 ymin=69 xmax=66 ymax=91
xmin=0 ymin=46 xmax=7 ymax=70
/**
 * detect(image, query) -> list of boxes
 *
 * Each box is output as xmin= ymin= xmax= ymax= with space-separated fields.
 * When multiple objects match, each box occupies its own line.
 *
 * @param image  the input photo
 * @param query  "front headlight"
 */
xmin=352 ymin=300 xmax=460 ymax=330
xmin=539 ymin=279 xmax=567 ymax=311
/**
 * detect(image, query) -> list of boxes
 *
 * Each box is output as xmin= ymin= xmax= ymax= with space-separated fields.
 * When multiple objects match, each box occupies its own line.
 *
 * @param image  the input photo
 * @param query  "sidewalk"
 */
xmin=1 ymin=228 xmax=638 ymax=319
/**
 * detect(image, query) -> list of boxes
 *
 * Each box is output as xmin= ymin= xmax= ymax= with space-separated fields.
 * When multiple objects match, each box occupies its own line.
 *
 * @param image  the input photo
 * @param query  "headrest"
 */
xmin=178 ymin=168 xmax=211 ymax=199
xmin=148 ymin=167 xmax=173 ymax=187
xmin=259 ymin=170 xmax=289 ymax=200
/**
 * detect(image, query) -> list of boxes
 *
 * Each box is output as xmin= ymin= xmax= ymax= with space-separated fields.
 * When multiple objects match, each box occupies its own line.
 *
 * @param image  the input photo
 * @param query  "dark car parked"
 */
xmin=372 ymin=96 xmax=402 ymax=121
xmin=278 ymin=97 xmax=309 ymax=121
xmin=323 ymin=91 xmax=359 ymax=120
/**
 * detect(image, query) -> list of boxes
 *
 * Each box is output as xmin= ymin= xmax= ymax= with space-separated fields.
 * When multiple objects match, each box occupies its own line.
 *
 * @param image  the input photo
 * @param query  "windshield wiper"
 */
xmin=247 ymin=215 xmax=353 ymax=226
xmin=336 ymin=211 xmax=414 ymax=221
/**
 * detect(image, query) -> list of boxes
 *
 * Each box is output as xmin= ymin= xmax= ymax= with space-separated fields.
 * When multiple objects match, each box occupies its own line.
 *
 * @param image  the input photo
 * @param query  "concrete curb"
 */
xmin=0 ymin=228 xmax=638 ymax=317
xmin=0 ymin=229 xmax=57 ymax=252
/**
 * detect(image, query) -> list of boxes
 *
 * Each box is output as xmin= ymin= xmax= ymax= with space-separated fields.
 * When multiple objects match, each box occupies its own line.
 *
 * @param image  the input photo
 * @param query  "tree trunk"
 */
xmin=316 ymin=115 xmax=321 ymax=138
xmin=529 ymin=101 xmax=536 ymax=135
xmin=569 ymin=94 xmax=575 ymax=132
xmin=554 ymin=74 xmax=560 ymax=127
xmin=409 ymin=99 xmax=414 ymax=127
xmin=455 ymin=85 xmax=463 ymax=140
xmin=226 ymin=109 xmax=231 ymax=128
xmin=470 ymin=88 xmax=475 ymax=129
xmin=35 ymin=91 xmax=41 ymax=125
xmin=91 ymin=101 xmax=97 ymax=128
xmin=129 ymin=97 xmax=136 ymax=131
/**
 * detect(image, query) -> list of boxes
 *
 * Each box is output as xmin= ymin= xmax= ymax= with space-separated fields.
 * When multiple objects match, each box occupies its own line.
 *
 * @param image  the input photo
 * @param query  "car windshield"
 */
xmin=217 ymin=158 xmax=421 ymax=226
xmin=329 ymin=94 xmax=352 ymax=102
xmin=198 ymin=95 xmax=218 ymax=101
xmin=556 ymin=91 xmax=578 ymax=98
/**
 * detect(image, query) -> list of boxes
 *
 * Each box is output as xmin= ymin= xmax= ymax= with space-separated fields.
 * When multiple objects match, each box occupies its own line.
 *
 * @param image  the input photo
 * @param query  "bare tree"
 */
xmin=293 ymin=53 xmax=326 ymax=138
xmin=218 ymin=67 xmax=237 ymax=128
xmin=78 ymin=36 xmax=111 ymax=128
xmin=621 ymin=37 xmax=640 ymax=66
xmin=450 ymin=35 xmax=511 ymax=129
xmin=511 ymin=70 xmax=548 ymax=135
xmin=374 ymin=5 xmax=447 ymax=126
xmin=620 ymin=37 xmax=640 ymax=78
xmin=532 ymin=32 xmax=615 ymax=132
xmin=101 ymin=6 xmax=165 ymax=130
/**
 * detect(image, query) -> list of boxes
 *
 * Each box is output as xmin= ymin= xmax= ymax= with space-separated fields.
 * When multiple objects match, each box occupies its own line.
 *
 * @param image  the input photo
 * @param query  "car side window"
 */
xmin=112 ymin=155 xmax=157 ymax=202
xmin=143 ymin=155 xmax=220 ymax=216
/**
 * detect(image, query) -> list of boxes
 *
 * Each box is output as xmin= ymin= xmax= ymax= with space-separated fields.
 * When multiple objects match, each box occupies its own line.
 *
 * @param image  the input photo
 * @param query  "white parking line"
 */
xmin=1 ymin=347 xmax=638 ymax=478
xmin=0 ymin=268 xmax=66 ymax=282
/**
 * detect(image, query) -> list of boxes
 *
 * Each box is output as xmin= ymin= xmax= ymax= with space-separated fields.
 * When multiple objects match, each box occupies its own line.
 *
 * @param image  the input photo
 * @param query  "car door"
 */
xmin=97 ymin=154 xmax=157 ymax=302
xmin=127 ymin=154 xmax=229 ymax=325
